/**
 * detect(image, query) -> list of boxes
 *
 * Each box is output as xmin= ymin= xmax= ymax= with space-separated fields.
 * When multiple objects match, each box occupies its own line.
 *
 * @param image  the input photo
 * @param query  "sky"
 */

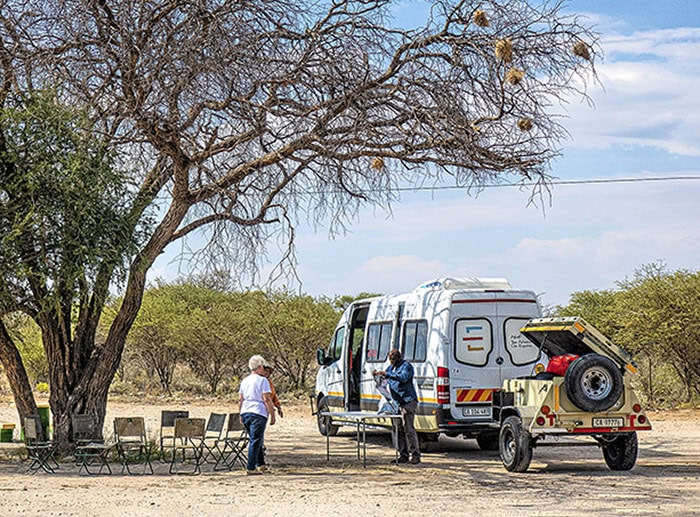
xmin=150 ymin=0 xmax=700 ymax=309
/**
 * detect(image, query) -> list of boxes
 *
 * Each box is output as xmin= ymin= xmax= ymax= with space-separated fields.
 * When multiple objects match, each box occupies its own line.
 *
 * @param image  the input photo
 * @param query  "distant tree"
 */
xmin=333 ymin=293 xmax=382 ymax=312
xmin=615 ymin=264 xmax=700 ymax=404
xmin=169 ymin=284 xmax=249 ymax=395
xmin=251 ymin=292 xmax=339 ymax=391
xmin=0 ymin=0 xmax=598 ymax=450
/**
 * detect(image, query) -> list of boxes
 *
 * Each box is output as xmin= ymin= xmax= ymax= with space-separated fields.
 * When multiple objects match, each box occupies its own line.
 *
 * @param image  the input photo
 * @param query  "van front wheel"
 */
xmin=499 ymin=416 xmax=532 ymax=472
xmin=317 ymin=396 xmax=339 ymax=437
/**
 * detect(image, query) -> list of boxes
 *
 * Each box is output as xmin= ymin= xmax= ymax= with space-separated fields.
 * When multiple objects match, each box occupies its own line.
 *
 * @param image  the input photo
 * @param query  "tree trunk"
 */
xmin=0 ymin=320 xmax=38 ymax=425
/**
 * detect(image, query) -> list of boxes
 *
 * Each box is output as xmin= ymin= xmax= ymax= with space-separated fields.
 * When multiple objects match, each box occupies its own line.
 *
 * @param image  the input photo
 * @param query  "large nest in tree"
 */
xmin=506 ymin=67 xmax=525 ymax=85
xmin=473 ymin=10 xmax=489 ymax=27
xmin=572 ymin=41 xmax=591 ymax=61
xmin=495 ymin=39 xmax=513 ymax=63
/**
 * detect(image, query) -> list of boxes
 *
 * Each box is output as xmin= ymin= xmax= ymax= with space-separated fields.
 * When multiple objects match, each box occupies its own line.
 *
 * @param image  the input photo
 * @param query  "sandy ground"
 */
xmin=0 ymin=399 xmax=698 ymax=516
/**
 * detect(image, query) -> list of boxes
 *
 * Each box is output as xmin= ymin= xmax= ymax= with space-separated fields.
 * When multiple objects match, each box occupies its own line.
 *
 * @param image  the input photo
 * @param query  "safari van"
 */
xmin=312 ymin=277 xmax=547 ymax=449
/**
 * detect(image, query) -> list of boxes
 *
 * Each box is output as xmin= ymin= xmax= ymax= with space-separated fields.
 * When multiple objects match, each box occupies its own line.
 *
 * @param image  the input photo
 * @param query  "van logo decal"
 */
xmin=463 ymin=325 xmax=485 ymax=351
xmin=456 ymin=388 xmax=494 ymax=403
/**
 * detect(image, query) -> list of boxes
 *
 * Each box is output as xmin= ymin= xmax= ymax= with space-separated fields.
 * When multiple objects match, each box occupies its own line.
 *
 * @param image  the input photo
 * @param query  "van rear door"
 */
xmin=449 ymin=291 xmax=541 ymax=421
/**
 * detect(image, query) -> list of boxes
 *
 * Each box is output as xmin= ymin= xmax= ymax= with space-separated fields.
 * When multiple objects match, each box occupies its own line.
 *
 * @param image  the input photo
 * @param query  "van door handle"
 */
xmin=496 ymin=357 xmax=504 ymax=365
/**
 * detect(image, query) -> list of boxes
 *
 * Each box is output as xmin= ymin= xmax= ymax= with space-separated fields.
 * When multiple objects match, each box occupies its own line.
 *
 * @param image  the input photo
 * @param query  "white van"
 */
xmin=313 ymin=277 xmax=546 ymax=449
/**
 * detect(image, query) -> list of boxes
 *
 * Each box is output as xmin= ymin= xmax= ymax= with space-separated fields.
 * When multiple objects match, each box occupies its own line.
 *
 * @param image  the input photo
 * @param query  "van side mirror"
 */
xmin=316 ymin=348 xmax=327 ymax=366
xmin=316 ymin=348 xmax=335 ymax=367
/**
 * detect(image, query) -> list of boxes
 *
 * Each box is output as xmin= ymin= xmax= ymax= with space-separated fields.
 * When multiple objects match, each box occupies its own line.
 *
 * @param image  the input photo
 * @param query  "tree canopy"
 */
xmin=0 ymin=0 xmax=598 ymax=450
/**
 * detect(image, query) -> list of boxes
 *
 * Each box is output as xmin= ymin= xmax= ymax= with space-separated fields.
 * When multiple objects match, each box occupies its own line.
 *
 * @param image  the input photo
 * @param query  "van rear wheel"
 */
xmin=317 ymin=396 xmax=338 ymax=436
xmin=476 ymin=432 xmax=500 ymax=451
xmin=499 ymin=416 xmax=532 ymax=472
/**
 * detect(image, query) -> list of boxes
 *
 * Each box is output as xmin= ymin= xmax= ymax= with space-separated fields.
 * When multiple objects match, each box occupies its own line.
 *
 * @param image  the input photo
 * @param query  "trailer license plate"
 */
xmin=461 ymin=406 xmax=490 ymax=417
xmin=593 ymin=417 xmax=624 ymax=428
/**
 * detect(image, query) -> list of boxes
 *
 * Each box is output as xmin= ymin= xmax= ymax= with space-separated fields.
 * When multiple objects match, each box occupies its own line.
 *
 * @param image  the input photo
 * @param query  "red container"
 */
xmin=546 ymin=354 xmax=580 ymax=376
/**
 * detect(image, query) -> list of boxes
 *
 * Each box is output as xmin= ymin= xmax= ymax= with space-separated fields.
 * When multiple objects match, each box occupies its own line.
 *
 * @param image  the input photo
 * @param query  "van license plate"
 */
xmin=592 ymin=417 xmax=624 ymax=428
xmin=461 ymin=406 xmax=490 ymax=417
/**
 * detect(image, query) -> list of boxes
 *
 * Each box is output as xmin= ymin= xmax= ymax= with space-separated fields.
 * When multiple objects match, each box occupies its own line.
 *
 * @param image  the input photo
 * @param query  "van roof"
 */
xmin=414 ymin=277 xmax=512 ymax=292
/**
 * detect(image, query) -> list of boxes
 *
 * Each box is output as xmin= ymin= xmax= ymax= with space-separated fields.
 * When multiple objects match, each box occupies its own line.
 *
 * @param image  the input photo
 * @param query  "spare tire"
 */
xmin=564 ymin=354 xmax=623 ymax=412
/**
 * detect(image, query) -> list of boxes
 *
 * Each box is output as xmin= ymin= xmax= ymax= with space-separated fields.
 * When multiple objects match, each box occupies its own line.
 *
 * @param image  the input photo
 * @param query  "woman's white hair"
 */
xmin=248 ymin=355 xmax=268 ymax=371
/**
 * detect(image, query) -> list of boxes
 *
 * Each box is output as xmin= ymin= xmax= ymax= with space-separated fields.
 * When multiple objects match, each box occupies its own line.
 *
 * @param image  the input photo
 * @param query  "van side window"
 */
xmin=454 ymin=318 xmax=493 ymax=366
xmin=403 ymin=320 xmax=428 ymax=362
xmin=329 ymin=327 xmax=345 ymax=361
xmin=365 ymin=322 xmax=392 ymax=362
xmin=503 ymin=318 xmax=541 ymax=365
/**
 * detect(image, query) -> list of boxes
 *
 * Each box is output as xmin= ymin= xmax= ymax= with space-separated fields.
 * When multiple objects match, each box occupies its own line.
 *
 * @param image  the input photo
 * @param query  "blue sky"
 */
xmin=151 ymin=1 xmax=700 ymax=308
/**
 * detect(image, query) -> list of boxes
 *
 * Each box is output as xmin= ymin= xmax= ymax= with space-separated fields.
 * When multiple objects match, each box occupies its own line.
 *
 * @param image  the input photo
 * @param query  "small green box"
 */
xmin=0 ymin=423 xmax=15 ymax=442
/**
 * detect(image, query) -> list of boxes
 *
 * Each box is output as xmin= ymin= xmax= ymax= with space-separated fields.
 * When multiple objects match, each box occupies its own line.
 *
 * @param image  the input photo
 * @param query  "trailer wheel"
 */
xmin=476 ymin=432 xmax=500 ymax=451
xmin=317 ymin=396 xmax=338 ymax=437
xmin=499 ymin=416 xmax=532 ymax=472
xmin=565 ymin=354 xmax=624 ymax=412
xmin=602 ymin=432 xmax=638 ymax=470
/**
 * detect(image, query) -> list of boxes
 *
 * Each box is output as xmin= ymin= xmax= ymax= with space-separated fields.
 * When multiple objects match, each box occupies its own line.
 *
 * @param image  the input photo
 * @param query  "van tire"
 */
xmin=499 ymin=416 xmax=532 ymax=472
xmin=602 ymin=432 xmax=638 ymax=470
xmin=565 ymin=354 xmax=624 ymax=412
xmin=418 ymin=432 xmax=439 ymax=452
xmin=476 ymin=432 xmax=500 ymax=451
xmin=317 ymin=396 xmax=338 ymax=436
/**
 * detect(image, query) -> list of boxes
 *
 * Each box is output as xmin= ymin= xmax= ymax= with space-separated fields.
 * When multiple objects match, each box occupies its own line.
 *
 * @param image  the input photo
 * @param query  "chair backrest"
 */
xmin=161 ymin=410 xmax=189 ymax=428
xmin=114 ymin=417 xmax=147 ymax=442
xmin=72 ymin=414 xmax=99 ymax=443
xmin=174 ymin=418 xmax=205 ymax=439
xmin=226 ymin=413 xmax=246 ymax=434
xmin=205 ymin=413 xmax=226 ymax=438
xmin=24 ymin=415 xmax=45 ymax=443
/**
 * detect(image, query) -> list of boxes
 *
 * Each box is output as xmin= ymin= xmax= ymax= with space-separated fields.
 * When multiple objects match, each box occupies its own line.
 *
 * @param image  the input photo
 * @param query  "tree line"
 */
xmin=3 ymin=262 xmax=699 ymax=409
xmin=555 ymin=262 xmax=700 ymax=407
xmin=2 ymin=277 xmax=344 ymax=399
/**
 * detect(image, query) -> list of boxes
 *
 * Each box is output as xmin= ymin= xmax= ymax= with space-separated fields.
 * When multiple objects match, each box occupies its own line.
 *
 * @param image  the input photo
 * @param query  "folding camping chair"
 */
xmin=200 ymin=413 xmax=226 ymax=465
xmin=169 ymin=417 xmax=206 ymax=475
xmin=114 ymin=417 xmax=154 ymax=475
xmin=159 ymin=410 xmax=189 ymax=461
xmin=72 ymin=414 xmax=112 ymax=475
xmin=214 ymin=412 xmax=249 ymax=471
xmin=23 ymin=415 xmax=59 ymax=474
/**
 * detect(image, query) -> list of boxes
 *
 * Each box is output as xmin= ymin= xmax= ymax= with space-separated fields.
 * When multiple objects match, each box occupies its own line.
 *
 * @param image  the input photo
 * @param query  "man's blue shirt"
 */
xmin=385 ymin=360 xmax=417 ymax=405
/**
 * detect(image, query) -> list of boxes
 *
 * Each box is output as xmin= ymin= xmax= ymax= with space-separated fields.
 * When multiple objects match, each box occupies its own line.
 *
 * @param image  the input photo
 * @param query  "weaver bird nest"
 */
xmin=495 ymin=39 xmax=513 ymax=63
xmin=371 ymin=157 xmax=386 ymax=171
xmin=517 ymin=118 xmax=533 ymax=132
xmin=506 ymin=68 xmax=525 ymax=85
xmin=473 ymin=10 xmax=489 ymax=27
xmin=572 ymin=41 xmax=592 ymax=61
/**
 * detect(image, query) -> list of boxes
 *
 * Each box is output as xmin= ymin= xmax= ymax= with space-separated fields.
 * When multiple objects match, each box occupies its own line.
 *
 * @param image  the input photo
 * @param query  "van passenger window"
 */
xmin=365 ymin=322 xmax=392 ymax=362
xmin=329 ymin=327 xmax=345 ymax=361
xmin=454 ymin=318 xmax=493 ymax=366
xmin=403 ymin=320 xmax=428 ymax=362
xmin=503 ymin=318 xmax=540 ymax=365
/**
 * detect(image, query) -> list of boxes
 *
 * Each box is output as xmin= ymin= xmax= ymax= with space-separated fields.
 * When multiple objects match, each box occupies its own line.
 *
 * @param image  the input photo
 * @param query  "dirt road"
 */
xmin=0 ymin=401 xmax=698 ymax=516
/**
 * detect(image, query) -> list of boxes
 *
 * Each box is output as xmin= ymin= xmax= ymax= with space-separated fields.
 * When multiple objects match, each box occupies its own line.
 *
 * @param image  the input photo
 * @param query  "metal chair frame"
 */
xmin=72 ymin=414 xmax=113 ymax=475
xmin=24 ymin=415 xmax=59 ymax=474
xmin=214 ymin=413 xmax=249 ymax=471
xmin=169 ymin=418 xmax=206 ymax=475
xmin=114 ymin=417 xmax=154 ymax=475
xmin=200 ymin=413 xmax=227 ymax=465
xmin=159 ymin=410 xmax=189 ymax=461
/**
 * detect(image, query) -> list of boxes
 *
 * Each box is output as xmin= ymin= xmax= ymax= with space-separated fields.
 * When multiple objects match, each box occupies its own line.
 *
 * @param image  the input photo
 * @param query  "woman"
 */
xmin=239 ymin=355 xmax=276 ymax=475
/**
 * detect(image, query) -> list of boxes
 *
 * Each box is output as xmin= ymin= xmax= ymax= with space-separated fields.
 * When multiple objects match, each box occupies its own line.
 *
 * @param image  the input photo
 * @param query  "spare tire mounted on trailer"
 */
xmin=564 ymin=353 xmax=624 ymax=412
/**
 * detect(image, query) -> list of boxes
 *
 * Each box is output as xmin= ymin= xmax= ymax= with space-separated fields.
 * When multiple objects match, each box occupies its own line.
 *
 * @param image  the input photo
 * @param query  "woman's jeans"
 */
xmin=241 ymin=413 xmax=268 ymax=471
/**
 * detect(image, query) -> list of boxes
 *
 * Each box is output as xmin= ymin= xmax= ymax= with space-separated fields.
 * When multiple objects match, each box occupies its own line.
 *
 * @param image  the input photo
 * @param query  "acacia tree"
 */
xmin=0 ymin=0 xmax=597 ymax=449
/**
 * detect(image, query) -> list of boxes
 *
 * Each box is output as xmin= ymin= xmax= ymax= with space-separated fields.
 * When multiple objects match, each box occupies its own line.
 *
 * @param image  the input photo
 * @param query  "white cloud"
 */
xmin=567 ymin=28 xmax=700 ymax=156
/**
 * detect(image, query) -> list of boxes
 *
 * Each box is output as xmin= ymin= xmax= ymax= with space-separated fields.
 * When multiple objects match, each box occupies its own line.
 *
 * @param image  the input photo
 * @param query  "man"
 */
xmin=239 ymin=355 xmax=276 ymax=475
xmin=374 ymin=349 xmax=421 ymax=465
